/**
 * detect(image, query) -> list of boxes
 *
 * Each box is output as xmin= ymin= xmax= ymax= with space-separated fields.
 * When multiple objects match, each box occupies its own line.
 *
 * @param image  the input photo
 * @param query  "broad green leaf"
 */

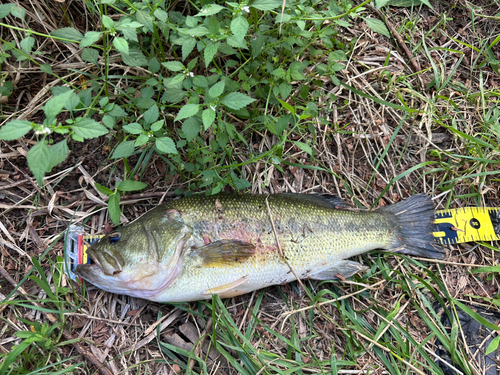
xmin=294 ymin=141 xmax=313 ymax=156
xmin=123 ymin=122 xmax=143 ymax=134
xmin=251 ymin=0 xmax=282 ymax=11
xmin=151 ymin=120 xmax=163 ymax=132
xmin=116 ymin=19 xmax=143 ymax=29
xmin=227 ymin=35 xmax=247 ymax=49
xmin=40 ymin=64 xmax=52 ymax=74
xmin=121 ymin=27 xmax=138 ymax=42
xmin=113 ymin=37 xmax=129 ymax=54
xmin=0 ymin=4 xmax=14 ymax=18
xmin=134 ymin=134 xmax=150 ymax=147
xmin=0 ymin=120 xmax=32 ymax=140
xmin=204 ymin=42 xmax=218 ymax=67
xmin=290 ymin=62 xmax=307 ymax=80
xmin=20 ymin=36 xmax=35 ymax=54
xmin=207 ymin=17 xmax=221 ymax=34
xmin=71 ymin=118 xmax=108 ymax=139
xmin=202 ymin=108 xmax=216 ymax=130
xmin=209 ymin=81 xmax=225 ymax=98
xmin=155 ymin=137 xmax=177 ymax=154
xmin=220 ymin=92 xmax=256 ymax=110
xmin=50 ymin=28 xmax=84 ymax=42
xmin=179 ymin=25 xmax=210 ymax=37
xmin=48 ymin=140 xmax=69 ymax=170
xmin=117 ymin=180 xmax=147 ymax=192
xmin=148 ymin=57 xmax=160 ymax=73
xmin=162 ymin=61 xmax=185 ymax=72
xmin=143 ymin=104 xmax=159 ymax=124
xmin=135 ymin=97 xmax=156 ymax=109
xmin=374 ymin=0 xmax=391 ymax=7
xmin=386 ymin=0 xmax=431 ymax=7
xmin=121 ymin=48 xmax=148 ymax=67
xmin=108 ymin=193 xmax=121 ymax=225
xmin=102 ymin=115 xmax=115 ymax=129
xmin=165 ymin=73 xmax=186 ymax=87
xmin=107 ymin=104 xmax=127 ymax=118
xmin=278 ymin=82 xmax=292 ymax=99
xmin=136 ymin=10 xmax=154 ymax=31
xmin=192 ymin=75 xmax=208 ymax=88
xmin=80 ymin=31 xmax=101 ymax=48
xmin=182 ymin=117 xmax=201 ymax=141
xmin=364 ymin=17 xmax=390 ymax=38
xmin=65 ymin=91 xmax=81 ymax=111
xmin=271 ymin=68 xmax=286 ymax=78
xmin=161 ymin=88 xmax=188 ymax=103
xmin=277 ymin=99 xmax=295 ymax=115
xmin=9 ymin=6 xmax=26 ymax=20
xmin=154 ymin=9 xmax=168 ymax=22
xmin=182 ymin=38 xmax=196 ymax=61
xmin=95 ymin=183 xmax=113 ymax=196
xmin=43 ymin=94 xmax=69 ymax=119
xmin=27 ymin=142 xmax=50 ymax=186
xmin=175 ymin=104 xmax=200 ymax=121
xmin=195 ymin=4 xmax=225 ymax=16
xmin=471 ymin=266 xmax=500 ymax=273
xmin=81 ymin=48 xmax=99 ymax=64
xmin=101 ymin=15 xmax=114 ymax=29
xmin=231 ymin=171 xmax=251 ymax=190
xmin=486 ymin=335 xmax=500 ymax=355
xmin=112 ymin=140 xmax=135 ymax=159
xmin=231 ymin=15 xmax=249 ymax=42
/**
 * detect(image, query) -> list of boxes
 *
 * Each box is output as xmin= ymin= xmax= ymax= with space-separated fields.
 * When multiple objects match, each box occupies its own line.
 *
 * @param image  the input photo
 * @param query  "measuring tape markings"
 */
xmin=434 ymin=207 xmax=500 ymax=245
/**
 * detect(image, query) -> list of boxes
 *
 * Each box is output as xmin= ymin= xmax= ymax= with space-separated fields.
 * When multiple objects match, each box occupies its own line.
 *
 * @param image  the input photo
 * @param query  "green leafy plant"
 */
xmin=0 ymin=88 xmax=107 ymax=185
xmin=95 ymin=179 xmax=147 ymax=225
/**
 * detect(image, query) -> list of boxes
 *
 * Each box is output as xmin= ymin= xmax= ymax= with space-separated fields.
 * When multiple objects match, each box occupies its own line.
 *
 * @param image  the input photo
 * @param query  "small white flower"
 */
xmin=210 ymin=105 xmax=216 ymax=111
xmin=191 ymin=35 xmax=195 ymax=38
xmin=35 ymin=127 xmax=51 ymax=135
xmin=189 ymin=72 xmax=194 ymax=77
xmin=242 ymin=6 xmax=250 ymax=12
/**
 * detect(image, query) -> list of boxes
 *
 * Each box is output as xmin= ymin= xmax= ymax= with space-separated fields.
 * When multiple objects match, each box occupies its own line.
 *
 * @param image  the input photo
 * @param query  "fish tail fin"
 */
xmin=377 ymin=194 xmax=445 ymax=259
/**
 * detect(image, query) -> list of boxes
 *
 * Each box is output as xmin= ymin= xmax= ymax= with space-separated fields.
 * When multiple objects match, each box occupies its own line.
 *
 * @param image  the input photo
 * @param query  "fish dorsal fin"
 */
xmin=202 ymin=276 xmax=248 ymax=296
xmin=194 ymin=240 xmax=256 ymax=267
xmin=278 ymin=193 xmax=349 ymax=210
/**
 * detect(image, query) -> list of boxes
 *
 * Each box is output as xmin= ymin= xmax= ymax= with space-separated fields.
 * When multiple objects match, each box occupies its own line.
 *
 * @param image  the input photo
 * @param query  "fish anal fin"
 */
xmin=196 ymin=240 xmax=256 ymax=267
xmin=202 ymin=276 xmax=248 ymax=297
xmin=308 ymin=260 xmax=368 ymax=280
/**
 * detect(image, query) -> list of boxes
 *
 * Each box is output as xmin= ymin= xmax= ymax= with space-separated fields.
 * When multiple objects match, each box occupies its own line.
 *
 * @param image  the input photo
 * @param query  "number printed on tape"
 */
xmin=434 ymin=207 xmax=500 ymax=245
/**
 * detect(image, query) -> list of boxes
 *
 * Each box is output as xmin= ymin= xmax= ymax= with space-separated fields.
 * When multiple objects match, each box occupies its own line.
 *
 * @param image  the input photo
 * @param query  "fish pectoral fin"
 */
xmin=308 ymin=260 xmax=368 ymax=280
xmin=202 ymin=276 xmax=248 ymax=296
xmin=197 ymin=240 xmax=256 ymax=267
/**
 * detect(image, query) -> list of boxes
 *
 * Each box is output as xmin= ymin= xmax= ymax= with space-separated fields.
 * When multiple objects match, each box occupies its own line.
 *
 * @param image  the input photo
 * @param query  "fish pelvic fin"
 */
xmin=202 ymin=276 xmax=248 ymax=297
xmin=377 ymin=194 xmax=445 ymax=259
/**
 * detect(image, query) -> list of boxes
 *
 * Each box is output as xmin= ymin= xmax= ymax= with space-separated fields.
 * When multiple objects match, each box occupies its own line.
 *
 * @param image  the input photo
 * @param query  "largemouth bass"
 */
xmin=75 ymin=194 xmax=444 ymax=302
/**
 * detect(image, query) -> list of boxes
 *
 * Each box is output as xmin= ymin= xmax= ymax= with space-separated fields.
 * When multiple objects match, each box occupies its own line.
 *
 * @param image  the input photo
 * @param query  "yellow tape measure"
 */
xmin=434 ymin=207 xmax=500 ymax=245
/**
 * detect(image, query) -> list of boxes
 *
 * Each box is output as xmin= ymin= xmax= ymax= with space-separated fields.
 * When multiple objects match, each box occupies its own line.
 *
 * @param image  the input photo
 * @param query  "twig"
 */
xmin=264 ymin=196 xmax=308 ymax=293
xmin=368 ymin=4 xmax=421 ymax=73
xmin=0 ymin=265 xmax=114 ymax=375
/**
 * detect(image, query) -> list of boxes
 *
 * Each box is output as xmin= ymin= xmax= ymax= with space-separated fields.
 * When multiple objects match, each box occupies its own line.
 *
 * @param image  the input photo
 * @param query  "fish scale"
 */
xmin=75 ymin=194 xmax=443 ymax=302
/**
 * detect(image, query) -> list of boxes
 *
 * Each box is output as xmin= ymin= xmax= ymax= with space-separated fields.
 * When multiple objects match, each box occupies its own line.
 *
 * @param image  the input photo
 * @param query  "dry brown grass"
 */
xmin=1 ymin=0 xmax=500 ymax=373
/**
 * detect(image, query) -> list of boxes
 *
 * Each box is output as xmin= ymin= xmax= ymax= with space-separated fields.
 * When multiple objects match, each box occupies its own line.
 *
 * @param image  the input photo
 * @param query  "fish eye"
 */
xmin=108 ymin=233 xmax=121 ymax=244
